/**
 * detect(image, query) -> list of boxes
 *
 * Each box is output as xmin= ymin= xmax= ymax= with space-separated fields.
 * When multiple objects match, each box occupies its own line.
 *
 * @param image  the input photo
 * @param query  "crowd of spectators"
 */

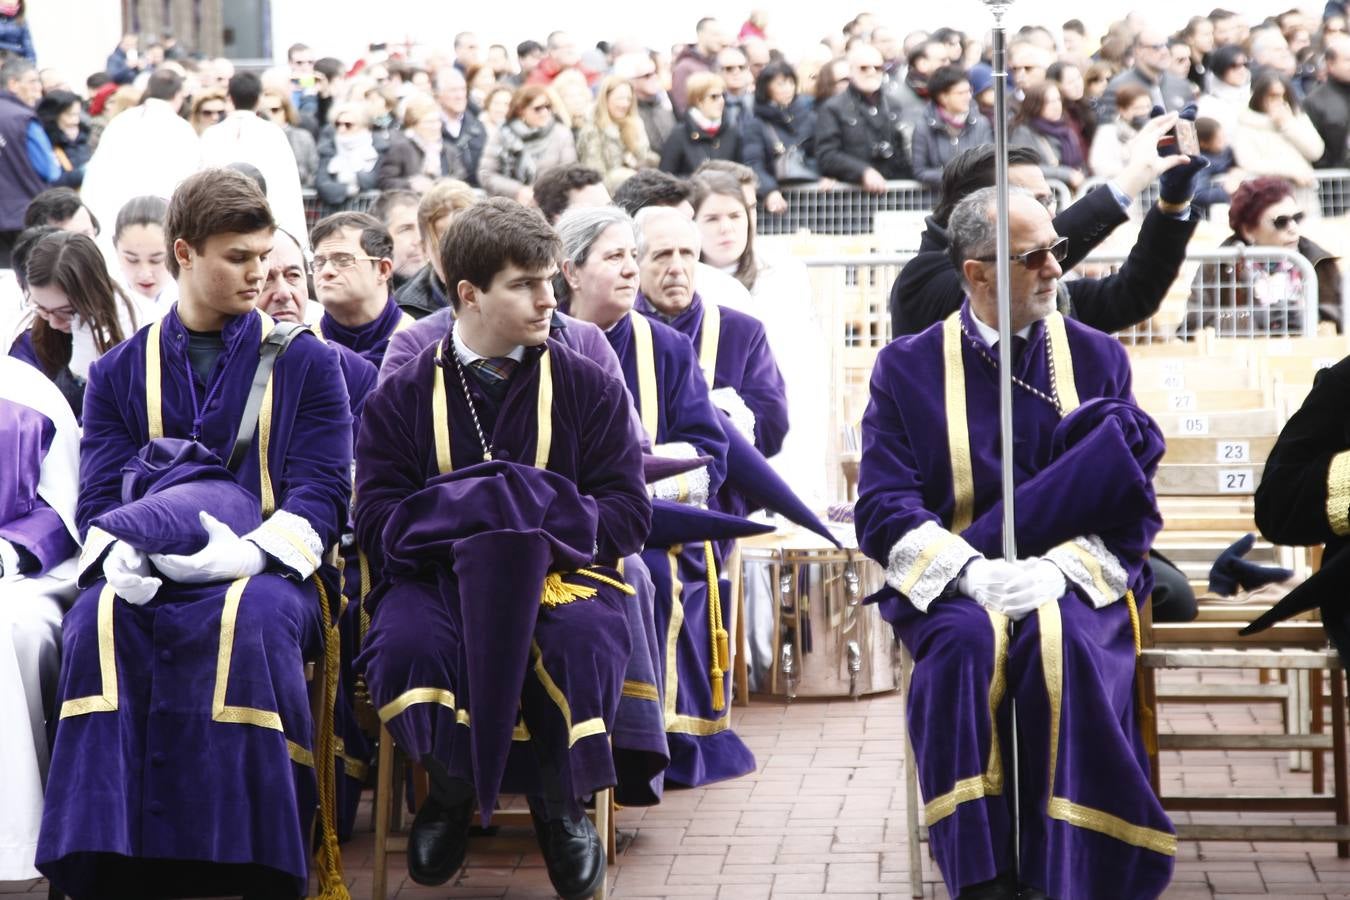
xmin=7 ymin=5 xmax=1350 ymax=244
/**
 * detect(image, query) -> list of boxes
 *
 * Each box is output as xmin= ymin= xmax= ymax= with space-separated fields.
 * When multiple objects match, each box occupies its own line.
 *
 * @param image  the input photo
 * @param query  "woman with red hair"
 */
xmin=1179 ymin=176 xmax=1341 ymax=337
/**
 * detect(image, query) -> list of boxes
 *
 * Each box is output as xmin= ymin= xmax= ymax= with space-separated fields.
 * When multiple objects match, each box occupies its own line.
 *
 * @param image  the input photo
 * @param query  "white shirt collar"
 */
xmin=969 ymin=308 xmax=1033 ymax=348
xmin=451 ymin=321 xmax=525 ymax=366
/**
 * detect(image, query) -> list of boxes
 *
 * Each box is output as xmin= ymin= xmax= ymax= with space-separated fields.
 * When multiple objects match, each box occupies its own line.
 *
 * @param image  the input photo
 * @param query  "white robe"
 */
xmin=81 ymin=99 xmax=202 ymax=264
xmin=0 ymin=358 xmax=80 ymax=880
xmin=199 ymin=111 xmax=309 ymax=249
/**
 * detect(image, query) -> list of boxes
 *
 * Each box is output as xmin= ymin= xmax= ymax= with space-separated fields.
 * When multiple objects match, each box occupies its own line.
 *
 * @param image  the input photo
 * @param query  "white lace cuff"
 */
xmin=246 ymin=510 xmax=324 ymax=579
xmin=710 ymin=386 xmax=756 ymax=445
xmin=648 ymin=442 xmax=710 ymax=506
xmin=886 ymin=520 xmax=981 ymax=613
xmin=77 ymin=525 xmax=118 ymax=587
xmin=1045 ymin=535 xmax=1130 ymax=609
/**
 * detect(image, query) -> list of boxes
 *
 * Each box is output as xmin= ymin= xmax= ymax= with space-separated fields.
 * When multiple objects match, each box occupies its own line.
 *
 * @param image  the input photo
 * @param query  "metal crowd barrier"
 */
xmin=1314 ymin=169 xmax=1350 ymax=217
xmin=759 ymin=179 xmax=1070 ymax=237
xmin=301 ymin=189 xmax=381 ymax=231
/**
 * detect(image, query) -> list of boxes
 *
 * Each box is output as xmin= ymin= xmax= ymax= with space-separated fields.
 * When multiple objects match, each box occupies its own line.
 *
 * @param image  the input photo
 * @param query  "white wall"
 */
xmin=27 ymin=0 xmax=122 ymax=88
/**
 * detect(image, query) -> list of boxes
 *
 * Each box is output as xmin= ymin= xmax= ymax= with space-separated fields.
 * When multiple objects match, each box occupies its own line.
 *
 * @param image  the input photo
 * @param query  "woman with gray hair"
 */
xmin=553 ymin=205 xmax=637 ymax=320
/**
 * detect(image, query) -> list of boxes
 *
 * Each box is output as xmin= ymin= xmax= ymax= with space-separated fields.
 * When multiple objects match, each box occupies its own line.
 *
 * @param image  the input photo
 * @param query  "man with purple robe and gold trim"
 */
xmin=855 ymin=187 xmax=1176 ymax=900
xmin=36 ymin=169 xmax=353 ymax=899
xmin=310 ymin=211 xmax=416 ymax=370
xmin=557 ymin=205 xmax=757 ymax=788
xmin=355 ymin=199 xmax=650 ymax=898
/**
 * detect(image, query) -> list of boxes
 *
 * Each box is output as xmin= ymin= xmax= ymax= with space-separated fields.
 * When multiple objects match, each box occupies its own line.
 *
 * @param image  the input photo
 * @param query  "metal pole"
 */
xmin=985 ymin=0 xmax=1021 ymax=881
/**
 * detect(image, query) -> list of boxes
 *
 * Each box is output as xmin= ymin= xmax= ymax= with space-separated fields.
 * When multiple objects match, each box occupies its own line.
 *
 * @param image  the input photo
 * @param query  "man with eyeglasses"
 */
xmin=857 ymin=185 xmax=1176 ymax=900
xmin=715 ymin=47 xmax=754 ymax=125
xmin=310 ymin=211 xmax=413 ymax=371
xmin=618 ymin=51 xmax=675 ymax=156
xmin=1102 ymin=24 xmax=1197 ymax=122
xmin=815 ymin=42 xmax=915 ymax=193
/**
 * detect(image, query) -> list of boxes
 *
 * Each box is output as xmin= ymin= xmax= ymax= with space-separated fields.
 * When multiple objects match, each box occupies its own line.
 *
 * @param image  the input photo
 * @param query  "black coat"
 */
xmin=1304 ymin=78 xmax=1350 ymax=169
xmin=888 ymin=185 xmax=1199 ymax=338
xmin=813 ymin=84 xmax=914 ymax=183
xmin=659 ymin=112 xmax=743 ymax=177
xmin=445 ymin=112 xmax=488 ymax=188
xmin=751 ymin=96 xmax=818 ymax=193
xmin=375 ymin=131 xmax=467 ymax=191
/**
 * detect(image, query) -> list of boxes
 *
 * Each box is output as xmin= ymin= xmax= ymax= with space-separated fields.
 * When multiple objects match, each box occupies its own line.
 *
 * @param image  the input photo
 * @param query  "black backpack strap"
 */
xmin=227 ymin=320 xmax=309 ymax=472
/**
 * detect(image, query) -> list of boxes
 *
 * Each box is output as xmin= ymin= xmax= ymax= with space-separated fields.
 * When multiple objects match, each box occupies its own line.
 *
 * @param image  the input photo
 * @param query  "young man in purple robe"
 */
xmin=632 ymin=206 xmax=788 ymax=459
xmin=557 ymin=205 xmax=758 ymax=787
xmin=854 ymin=187 xmax=1176 ymax=900
xmin=311 ymin=211 xmax=415 ymax=370
xmin=355 ymin=198 xmax=650 ymax=898
xmin=36 ymin=169 xmax=353 ymax=899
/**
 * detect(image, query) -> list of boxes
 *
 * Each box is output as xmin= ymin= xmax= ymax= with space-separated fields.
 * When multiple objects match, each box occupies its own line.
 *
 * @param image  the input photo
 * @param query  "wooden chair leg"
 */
xmin=595 ymin=787 xmax=616 ymax=865
xmin=372 ymin=723 xmax=395 ymax=900
xmin=1331 ymin=668 xmax=1349 ymax=859
xmin=1313 ymin=669 xmax=1326 ymax=795
xmin=1141 ymin=665 xmax=1161 ymax=797
xmin=900 ymin=646 xmax=923 ymax=899
xmin=730 ymin=543 xmax=749 ymax=705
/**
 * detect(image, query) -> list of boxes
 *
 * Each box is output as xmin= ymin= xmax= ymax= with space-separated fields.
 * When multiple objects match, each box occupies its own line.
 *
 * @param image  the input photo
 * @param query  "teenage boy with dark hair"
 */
xmin=356 ymin=197 xmax=649 ymax=899
xmin=36 ymin=168 xmax=353 ymax=899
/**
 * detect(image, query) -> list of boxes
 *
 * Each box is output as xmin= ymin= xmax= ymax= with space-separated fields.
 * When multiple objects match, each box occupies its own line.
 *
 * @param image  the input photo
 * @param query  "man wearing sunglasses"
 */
xmin=892 ymin=109 xmax=1208 ymax=343
xmin=1101 ymin=24 xmax=1198 ymax=122
xmin=815 ymin=42 xmax=915 ymax=193
xmin=857 ymin=186 xmax=1175 ymax=900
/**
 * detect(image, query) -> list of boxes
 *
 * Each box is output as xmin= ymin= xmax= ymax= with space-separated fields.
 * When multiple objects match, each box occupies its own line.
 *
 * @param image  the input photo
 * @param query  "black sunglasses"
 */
xmin=978 ymin=236 xmax=1069 ymax=270
xmin=1270 ymin=211 xmax=1305 ymax=230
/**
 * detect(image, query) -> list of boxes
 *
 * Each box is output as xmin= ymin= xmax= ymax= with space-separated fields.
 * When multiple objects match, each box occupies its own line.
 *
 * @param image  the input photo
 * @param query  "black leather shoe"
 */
xmin=957 ymin=873 xmax=1018 ymax=900
xmin=528 ymin=802 xmax=605 ymax=899
xmin=407 ymin=793 xmax=473 ymax=886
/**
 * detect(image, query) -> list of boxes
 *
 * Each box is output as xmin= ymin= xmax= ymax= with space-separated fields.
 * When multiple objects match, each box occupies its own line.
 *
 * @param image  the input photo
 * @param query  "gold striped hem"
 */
xmin=666 ymin=712 xmax=732 ymax=736
xmin=378 ymin=686 xmax=457 ymax=722
xmin=569 ymin=717 xmax=607 ymax=747
xmin=924 ymin=773 xmax=1001 ymax=826
xmin=59 ymin=585 xmax=119 ymax=718
xmin=622 ymin=680 xmax=660 ymax=702
xmin=287 ymin=740 xmax=315 ymax=768
xmin=1047 ymin=798 xmax=1177 ymax=856
xmin=213 ymin=577 xmax=284 ymax=731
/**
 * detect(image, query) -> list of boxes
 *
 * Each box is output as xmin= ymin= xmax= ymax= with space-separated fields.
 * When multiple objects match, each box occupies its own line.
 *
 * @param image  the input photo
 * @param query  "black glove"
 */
xmin=1157 ymin=103 xmax=1209 ymax=205
xmin=1208 ymin=533 xmax=1295 ymax=596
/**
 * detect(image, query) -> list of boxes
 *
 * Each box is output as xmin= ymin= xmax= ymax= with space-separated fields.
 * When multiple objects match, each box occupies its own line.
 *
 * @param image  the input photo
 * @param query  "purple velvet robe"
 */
xmin=37 ymin=306 xmax=352 ymax=897
xmin=319 ymin=294 xmax=414 ymax=369
xmin=0 ymin=399 xmax=78 ymax=574
xmin=603 ymin=312 xmax=756 ymax=785
xmin=355 ymin=336 xmax=651 ymax=816
xmin=634 ymin=291 xmax=788 ymax=457
xmin=854 ymin=304 xmax=1174 ymax=900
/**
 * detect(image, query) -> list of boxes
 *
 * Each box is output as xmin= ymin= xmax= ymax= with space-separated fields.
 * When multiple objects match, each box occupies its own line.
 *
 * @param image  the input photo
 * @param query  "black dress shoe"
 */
xmin=957 ymin=873 xmax=1018 ymax=900
xmin=407 ymin=793 xmax=474 ymax=886
xmin=528 ymin=802 xmax=606 ymax=900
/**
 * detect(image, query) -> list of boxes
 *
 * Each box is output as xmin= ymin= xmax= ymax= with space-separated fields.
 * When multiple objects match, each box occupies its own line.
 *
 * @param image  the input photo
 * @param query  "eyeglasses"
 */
xmin=312 ymin=252 xmax=380 ymax=271
xmin=26 ymin=299 xmax=76 ymax=323
xmin=335 ymin=120 xmax=357 ymax=130
xmin=977 ymin=236 xmax=1069 ymax=270
xmin=197 ymin=108 xmax=226 ymax=119
xmin=1269 ymin=211 xmax=1305 ymax=230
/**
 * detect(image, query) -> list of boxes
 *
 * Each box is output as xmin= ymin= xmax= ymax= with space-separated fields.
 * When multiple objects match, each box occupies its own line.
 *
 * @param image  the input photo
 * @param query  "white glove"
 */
xmin=149 ymin=511 xmax=268 ymax=584
xmin=998 ymin=558 xmax=1068 ymax=621
xmin=104 ymin=540 xmax=162 ymax=605
xmin=957 ymin=558 xmax=1028 ymax=615
xmin=0 ymin=538 xmax=19 ymax=579
xmin=709 ymin=386 xmax=757 ymax=444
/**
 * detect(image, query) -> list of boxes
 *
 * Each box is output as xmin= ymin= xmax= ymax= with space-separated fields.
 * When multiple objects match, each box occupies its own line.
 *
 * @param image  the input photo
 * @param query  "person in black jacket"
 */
xmin=1304 ymin=32 xmax=1350 ymax=169
xmin=750 ymin=60 xmax=817 ymax=214
xmin=660 ymin=72 xmax=743 ymax=176
xmin=889 ymin=109 xmax=1207 ymax=339
xmin=813 ymin=43 xmax=914 ymax=192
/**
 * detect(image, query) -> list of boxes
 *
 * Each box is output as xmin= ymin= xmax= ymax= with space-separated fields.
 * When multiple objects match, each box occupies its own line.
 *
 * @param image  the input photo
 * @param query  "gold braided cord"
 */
xmin=704 ymin=541 xmax=729 ymax=712
xmin=1125 ymin=590 xmax=1142 ymax=657
xmin=309 ymin=575 xmax=350 ymax=900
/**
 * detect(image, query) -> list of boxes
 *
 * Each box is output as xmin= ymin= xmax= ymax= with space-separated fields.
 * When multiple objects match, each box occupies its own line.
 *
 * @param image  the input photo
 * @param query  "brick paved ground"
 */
xmin=7 ymin=669 xmax=1350 ymax=899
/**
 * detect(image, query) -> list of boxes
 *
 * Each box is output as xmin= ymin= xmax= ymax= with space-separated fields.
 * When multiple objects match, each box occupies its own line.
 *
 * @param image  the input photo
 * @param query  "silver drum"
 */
xmin=739 ymin=529 xmax=899 ymax=699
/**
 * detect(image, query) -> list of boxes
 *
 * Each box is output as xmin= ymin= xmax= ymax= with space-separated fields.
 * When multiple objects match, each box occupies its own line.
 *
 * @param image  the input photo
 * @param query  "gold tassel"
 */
xmin=540 ymin=571 xmax=600 ymax=608
xmin=308 ymin=576 xmax=351 ymax=900
xmin=703 ymin=541 xmax=728 ymax=711
xmin=1124 ymin=590 xmax=1141 ymax=657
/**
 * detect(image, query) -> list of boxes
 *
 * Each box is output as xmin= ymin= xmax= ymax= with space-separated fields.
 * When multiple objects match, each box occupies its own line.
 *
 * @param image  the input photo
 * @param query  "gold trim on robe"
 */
xmin=697 ymin=301 xmax=721 ymax=388
xmin=212 ymin=576 xmax=285 ymax=730
xmin=629 ymin=311 xmax=659 ymax=440
xmin=942 ymin=315 xmax=975 ymax=531
xmin=58 ymin=585 xmax=120 ymax=718
xmin=1045 ymin=312 xmax=1080 ymax=415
